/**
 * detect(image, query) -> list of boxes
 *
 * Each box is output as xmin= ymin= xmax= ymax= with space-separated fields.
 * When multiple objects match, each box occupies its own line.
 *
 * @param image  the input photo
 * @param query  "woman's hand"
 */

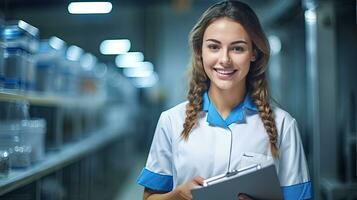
xmin=173 ymin=176 xmax=204 ymax=200
xmin=238 ymin=193 xmax=253 ymax=200
xmin=143 ymin=176 xmax=204 ymax=200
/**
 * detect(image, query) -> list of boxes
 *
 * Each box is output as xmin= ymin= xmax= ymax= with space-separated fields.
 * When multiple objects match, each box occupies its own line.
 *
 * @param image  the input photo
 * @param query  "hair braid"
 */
xmin=249 ymin=75 xmax=279 ymax=158
xmin=181 ymin=58 xmax=209 ymax=140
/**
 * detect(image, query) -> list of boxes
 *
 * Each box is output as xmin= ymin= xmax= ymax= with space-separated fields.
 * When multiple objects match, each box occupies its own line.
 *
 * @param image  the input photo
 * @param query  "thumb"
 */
xmin=192 ymin=176 xmax=205 ymax=186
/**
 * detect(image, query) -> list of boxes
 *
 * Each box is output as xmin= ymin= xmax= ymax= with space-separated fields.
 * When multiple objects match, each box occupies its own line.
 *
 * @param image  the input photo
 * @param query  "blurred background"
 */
xmin=0 ymin=0 xmax=355 ymax=199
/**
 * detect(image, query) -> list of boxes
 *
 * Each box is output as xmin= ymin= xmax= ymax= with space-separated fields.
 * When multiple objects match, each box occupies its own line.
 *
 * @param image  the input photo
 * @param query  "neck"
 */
xmin=208 ymin=83 xmax=246 ymax=120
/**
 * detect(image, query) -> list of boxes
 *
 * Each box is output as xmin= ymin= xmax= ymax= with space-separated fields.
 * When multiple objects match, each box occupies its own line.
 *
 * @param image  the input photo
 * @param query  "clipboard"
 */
xmin=191 ymin=164 xmax=283 ymax=200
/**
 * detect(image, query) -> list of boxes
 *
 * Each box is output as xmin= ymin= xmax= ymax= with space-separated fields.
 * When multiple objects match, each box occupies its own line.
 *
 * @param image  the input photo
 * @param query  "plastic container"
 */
xmin=0 ymin=121 xmax=31 ymax=168
xmin=1 ymin=20 xmax=39 ymax=91
xmin=9 ymin=144 xmax=32 ymax=168
xmin=0 ymin=42 xmax=4 ymax=90
xmin=58 ymin=45 xmax=83 ymax=96
xmin=0 ymin=21 xmax=5 ymax=89
xmin=2 ymin=100 xmax=30 ymax=121
xmin=0 ymin=118 xmax=46 ymax=166
xmin=34 ymin=37 xmax=66 ymax=93
xmin=0 ymin=150 xmax=10 ymax=178
xmin=21 ymin=119 xmax=46 ymax=162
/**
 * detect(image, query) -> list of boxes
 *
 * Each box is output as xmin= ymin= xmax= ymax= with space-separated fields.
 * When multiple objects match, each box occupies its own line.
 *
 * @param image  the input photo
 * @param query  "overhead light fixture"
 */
xmin=68 ymin=2 xmax=112 ymax=14
xmin=115 ymin=52 xmax=144 ymax=68
xmin=123 ymin=62 xmax=154 ymax=78
xmin=100 ymin=39 xmax=131 ymax=55
xmin=132 ymin=72 xmax=158 ymax=88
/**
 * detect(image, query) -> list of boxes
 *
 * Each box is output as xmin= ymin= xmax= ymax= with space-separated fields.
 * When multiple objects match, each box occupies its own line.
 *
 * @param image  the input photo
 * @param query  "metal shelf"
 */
xmin=0 ymin=125 xmax=123 ymax=195
xmin=0 ymin=90 xmax=106 ymax=107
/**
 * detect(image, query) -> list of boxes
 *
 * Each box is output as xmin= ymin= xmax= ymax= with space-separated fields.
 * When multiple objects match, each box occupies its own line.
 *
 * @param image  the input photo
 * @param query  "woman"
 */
xmin=137 ymin=1 xmax=312 ymax=199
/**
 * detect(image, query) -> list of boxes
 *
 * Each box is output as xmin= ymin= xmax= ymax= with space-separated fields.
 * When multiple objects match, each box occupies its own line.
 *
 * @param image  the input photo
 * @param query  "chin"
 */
xmin=213 ymin=82 xmax=236 ymax=91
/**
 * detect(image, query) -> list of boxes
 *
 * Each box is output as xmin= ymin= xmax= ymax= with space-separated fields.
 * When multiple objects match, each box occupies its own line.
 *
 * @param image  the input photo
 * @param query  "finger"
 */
xmin=238 ymin=194 xmax=251 ymax=200
xmin=192 ymin=176 xmax=205 ymax=185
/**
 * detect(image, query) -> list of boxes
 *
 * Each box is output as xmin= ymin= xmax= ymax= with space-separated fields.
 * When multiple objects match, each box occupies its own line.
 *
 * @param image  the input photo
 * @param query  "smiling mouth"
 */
xmin=214 ymin=68 xmax=237 ymax=77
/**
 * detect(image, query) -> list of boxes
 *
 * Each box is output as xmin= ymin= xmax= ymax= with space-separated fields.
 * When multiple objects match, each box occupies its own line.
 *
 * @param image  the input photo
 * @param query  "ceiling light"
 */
xmin=123 ymin=62 xmax=154 ymax=78
xmin=115 ymin=52 xmax=144 ymax=68
xmin=68 ymin=2 xmax=112 ymax=14
xmin=132 ymin=72 xmax=158 ymax=88
xmin=100 ymin=39 xmax=131 ymax=55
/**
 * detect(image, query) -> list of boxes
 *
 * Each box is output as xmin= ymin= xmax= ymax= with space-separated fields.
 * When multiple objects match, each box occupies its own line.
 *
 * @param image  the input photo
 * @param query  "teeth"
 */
xmin=216 ymin=69 xmax=235 ymax=75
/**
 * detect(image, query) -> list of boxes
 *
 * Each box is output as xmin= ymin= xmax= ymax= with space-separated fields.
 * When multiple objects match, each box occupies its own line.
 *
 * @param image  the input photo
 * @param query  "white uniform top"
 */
xmin=137 ymin=92 xmax=312 ymax=199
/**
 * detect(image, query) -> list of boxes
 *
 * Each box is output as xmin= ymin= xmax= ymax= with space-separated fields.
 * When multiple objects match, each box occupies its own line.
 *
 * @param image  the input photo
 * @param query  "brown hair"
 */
xmin=182 ymin=0 xmax=279 ymax=158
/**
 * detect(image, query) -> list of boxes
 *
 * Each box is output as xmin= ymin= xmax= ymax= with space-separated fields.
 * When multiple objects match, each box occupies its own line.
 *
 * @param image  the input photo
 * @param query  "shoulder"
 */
xmin=271 ymin=105 xmax=298 ymax=134
xmin=156 ymin=101 xmax=187 ymax=139
xmin=157 ymin=101 xmax=187 ymax=129
xmin=271 ymin=106 xmax=295 ymax=124
xmin=161 ymin=101 xmax=188 ymax=121
xmin=270 ymin=105 xmax=302 ymax=145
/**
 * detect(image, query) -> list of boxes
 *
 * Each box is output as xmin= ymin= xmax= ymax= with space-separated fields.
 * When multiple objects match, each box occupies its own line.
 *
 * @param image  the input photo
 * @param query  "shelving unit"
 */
xmin=0 ymin=90 xmax=106 ymax=107
xmin=0 ymin=90 xmax=133 ymax=199
xmin=0 ymin=124 xmax=122 ymax=195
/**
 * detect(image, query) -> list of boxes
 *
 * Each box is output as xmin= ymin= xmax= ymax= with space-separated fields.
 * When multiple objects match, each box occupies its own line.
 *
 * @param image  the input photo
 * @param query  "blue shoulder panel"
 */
xmin=137 ymin=168 xmax=173 ymax=192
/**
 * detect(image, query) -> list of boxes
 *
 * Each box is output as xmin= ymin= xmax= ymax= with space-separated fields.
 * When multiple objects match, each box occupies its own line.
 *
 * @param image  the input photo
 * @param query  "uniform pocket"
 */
xmin=239 ymin=152 xmax=274 ymax=169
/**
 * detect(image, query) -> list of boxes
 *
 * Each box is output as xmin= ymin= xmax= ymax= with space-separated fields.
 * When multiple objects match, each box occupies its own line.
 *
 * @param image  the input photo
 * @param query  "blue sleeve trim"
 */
xmin=136 ymin=168 xmax=173 ymax=192
xmin=282 ymin=181 xmax=312 ymax=200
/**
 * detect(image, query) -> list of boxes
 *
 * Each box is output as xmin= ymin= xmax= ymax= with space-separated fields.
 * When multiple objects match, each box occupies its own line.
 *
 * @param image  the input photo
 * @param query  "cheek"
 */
xmin=202 ymin=51 xmax=218 ymax=69
xmin=232 ymin=55 xmax=252 ymax=69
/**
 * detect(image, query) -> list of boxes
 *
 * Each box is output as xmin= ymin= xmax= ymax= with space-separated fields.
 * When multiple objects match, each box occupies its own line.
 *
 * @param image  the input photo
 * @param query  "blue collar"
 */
xmin=202 ymin=91 xmax=258 ymax=128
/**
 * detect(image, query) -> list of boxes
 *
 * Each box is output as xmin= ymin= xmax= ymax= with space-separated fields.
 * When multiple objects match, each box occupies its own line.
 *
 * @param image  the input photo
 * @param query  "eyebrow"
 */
xmin=205 ymin=39 xmax=248 ymax=45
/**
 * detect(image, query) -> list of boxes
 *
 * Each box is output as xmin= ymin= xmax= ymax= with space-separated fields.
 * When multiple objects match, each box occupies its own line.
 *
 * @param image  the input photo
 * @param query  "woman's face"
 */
xmin=202 ymin=17 xmax=256 ymax=92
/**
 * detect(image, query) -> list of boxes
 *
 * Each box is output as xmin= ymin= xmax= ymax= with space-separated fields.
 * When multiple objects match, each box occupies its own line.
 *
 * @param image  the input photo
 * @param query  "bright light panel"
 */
xmin=100 ymin=39 xmax=131 ymax=55
xmin=68 ymin=2 xmax=112 ymax=14
xmin=132 ymin=72 xmax=158 ymax=88
xmin=115 ymin=52 xmax=144 ymax=68
xmin=123 ymin=62 xmax=154 ymax=78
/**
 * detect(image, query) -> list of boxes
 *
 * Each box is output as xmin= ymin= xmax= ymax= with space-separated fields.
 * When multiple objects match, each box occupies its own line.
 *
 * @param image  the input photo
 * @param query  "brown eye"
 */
xmin=232 ymin=46 xmax=244 ymax=52
xmin=208 ymin=44 xmax=219 ymax=51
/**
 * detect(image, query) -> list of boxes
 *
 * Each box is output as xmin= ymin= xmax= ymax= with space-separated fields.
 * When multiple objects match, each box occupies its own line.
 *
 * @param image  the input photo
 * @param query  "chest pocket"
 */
xmin=239 ymin=152 xmax=274 ymax=169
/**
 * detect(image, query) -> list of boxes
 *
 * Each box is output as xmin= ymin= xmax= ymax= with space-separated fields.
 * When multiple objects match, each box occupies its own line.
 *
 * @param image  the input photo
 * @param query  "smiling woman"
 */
xmin=202 ymin=17 xmax=255 ymax=118
xmin=136 ymin=1 xmax=312 ymax=200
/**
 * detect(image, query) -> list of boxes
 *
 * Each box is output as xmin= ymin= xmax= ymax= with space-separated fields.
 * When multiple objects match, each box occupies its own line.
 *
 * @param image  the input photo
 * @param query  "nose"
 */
xmin=219 ymin=48 xmax=231 ymax=66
